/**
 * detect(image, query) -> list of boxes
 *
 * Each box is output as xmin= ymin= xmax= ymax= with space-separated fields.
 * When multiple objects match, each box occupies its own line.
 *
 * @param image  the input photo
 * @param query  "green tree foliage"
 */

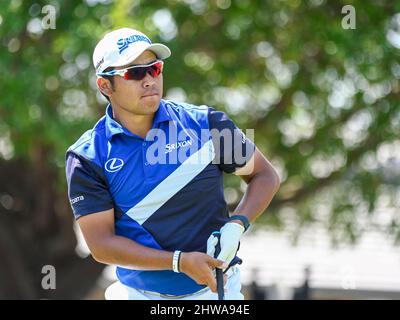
xmin=1 ymin=0 xmax=400 ymax=248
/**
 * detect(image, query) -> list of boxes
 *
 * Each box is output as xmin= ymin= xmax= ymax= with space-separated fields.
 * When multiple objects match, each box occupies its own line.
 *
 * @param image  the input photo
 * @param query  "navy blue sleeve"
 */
xmin=208 ymin=107 xmax=256 ymax=173
xmin=65 ymin=152 xmax=114 ymax=220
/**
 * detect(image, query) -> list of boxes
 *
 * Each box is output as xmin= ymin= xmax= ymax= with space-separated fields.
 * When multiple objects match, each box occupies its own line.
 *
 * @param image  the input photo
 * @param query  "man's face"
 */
xmin=101 ymin=50 xmax=163 ymax=115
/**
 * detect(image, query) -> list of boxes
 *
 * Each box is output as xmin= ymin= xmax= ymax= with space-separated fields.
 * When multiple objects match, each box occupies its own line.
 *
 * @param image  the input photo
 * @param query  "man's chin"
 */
xmin=142 ymin=97 xmax=161 ymax=110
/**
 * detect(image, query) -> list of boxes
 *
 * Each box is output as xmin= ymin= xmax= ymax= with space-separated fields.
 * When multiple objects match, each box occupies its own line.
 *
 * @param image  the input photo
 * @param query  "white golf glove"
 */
xmin=207 ymin=222 xmax=245 ymax=269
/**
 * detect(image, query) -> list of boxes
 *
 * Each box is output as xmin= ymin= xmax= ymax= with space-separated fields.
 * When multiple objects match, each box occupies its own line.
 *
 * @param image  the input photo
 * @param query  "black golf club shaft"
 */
xmin=214 ymin=232 xmax=225 ymax=300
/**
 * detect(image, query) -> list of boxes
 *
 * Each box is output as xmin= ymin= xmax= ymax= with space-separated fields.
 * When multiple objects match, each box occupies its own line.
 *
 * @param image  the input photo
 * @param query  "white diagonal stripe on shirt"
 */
xmin=125 ymin=139 xmax=215 ymax=225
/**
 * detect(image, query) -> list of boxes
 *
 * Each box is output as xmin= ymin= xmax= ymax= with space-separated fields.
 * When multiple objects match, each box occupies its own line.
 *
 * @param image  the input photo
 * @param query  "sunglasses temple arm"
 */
xmin=97 ymin=70 xmax=126 ymax=77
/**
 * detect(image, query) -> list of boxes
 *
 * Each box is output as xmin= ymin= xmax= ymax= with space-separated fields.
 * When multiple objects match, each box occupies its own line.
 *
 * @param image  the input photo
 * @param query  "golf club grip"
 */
xmin=214 ymin=233 xmax=225 ymax=300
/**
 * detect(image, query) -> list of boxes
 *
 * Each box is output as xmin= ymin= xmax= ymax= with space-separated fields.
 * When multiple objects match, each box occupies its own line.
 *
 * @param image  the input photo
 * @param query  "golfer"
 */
xmin=65 ymin=28 xmax=280 ymax=300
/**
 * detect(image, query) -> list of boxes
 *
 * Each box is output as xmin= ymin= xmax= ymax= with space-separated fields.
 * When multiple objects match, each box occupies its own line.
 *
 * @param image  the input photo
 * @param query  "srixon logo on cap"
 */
xmin=117 ymin=34 xmax=151 ymax=54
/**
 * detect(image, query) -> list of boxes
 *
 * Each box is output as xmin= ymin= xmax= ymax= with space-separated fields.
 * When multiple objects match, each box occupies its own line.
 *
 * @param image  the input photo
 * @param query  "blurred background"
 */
xmin=1 ymin=0 xmax=400 ymax=300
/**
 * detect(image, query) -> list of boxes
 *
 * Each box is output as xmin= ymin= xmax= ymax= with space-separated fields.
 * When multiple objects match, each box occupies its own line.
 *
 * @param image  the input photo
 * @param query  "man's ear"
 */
xmin=97 ymin=77 xmax=113 ymax=98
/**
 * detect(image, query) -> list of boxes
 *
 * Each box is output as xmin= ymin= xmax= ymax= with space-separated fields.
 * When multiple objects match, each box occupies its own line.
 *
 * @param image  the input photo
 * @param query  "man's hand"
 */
xmin=179 ymin=252 xmax=227 ymax=293
xmin=206 ymin=222 xmax=245 ymax=270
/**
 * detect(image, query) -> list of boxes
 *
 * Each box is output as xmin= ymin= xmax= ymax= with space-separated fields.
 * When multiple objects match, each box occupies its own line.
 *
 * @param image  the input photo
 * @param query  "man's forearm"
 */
xmin=91 ymin=234 xmax=173 ymax=271
xmin=90 ymin=234 xmax=225 ymax=292
xmin=232 ymin=170 xmax=280 ymax=224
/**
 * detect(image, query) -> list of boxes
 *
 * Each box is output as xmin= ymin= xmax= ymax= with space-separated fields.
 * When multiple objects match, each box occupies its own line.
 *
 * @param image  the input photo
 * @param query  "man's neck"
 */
xmin=111 ymin=105 xmax=155 ymax=139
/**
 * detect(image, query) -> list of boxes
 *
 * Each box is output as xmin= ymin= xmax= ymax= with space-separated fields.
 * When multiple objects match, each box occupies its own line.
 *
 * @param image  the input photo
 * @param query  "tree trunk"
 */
xmin=0 ymin=155 xmax=104 ymax=299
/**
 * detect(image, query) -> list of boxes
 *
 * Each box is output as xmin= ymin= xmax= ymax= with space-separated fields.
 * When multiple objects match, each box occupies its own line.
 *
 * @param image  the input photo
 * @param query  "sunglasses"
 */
xmin=98 ymin=60 xmax=164 ymax=81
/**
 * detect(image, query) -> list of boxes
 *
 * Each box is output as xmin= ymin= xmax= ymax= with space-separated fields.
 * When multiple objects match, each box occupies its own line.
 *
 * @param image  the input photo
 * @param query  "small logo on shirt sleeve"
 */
xmin=105 ymin=158 xmax=124 ymax=173
xmin=70 ymin=195 xmax=84 ymax=205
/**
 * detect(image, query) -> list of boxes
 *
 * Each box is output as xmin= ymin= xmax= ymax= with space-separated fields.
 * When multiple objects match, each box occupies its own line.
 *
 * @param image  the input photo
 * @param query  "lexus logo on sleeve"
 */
xmin=105 ymin=158 xmax=124 ymax=173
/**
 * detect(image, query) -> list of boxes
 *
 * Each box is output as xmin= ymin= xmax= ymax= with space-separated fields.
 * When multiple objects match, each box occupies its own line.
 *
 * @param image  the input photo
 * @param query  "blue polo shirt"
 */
xmin=65 ymin=99 xmax=255 ymax=295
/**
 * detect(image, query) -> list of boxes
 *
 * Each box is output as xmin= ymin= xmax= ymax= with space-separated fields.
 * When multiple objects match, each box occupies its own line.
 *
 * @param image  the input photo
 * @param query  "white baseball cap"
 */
xmin=93 ymin=28 xmax=171 ymax=75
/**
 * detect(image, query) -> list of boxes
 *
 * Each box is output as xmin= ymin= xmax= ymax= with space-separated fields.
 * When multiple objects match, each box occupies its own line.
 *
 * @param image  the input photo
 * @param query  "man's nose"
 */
xmin=142 ymin=72 xmax=156 ymax=88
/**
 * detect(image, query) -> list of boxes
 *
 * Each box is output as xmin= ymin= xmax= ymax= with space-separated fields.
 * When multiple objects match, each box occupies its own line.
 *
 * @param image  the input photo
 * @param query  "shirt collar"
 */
xmin=105 ymin=104 xmax=124 ymax=140
xmin=105 ymin=100 xmax=172 ymax=141
xmin=152 ymin=99 xmax=172 ymax=126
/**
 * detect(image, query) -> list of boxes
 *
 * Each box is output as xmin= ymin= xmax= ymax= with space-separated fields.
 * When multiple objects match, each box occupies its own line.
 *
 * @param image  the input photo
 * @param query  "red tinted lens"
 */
xmin=124 ymin=68 xmax=146 ymax=80
xmin=124 ymin=61 xmax=163 ymax=80
xmin=148 ymin=61 xmax=163 ymax=77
